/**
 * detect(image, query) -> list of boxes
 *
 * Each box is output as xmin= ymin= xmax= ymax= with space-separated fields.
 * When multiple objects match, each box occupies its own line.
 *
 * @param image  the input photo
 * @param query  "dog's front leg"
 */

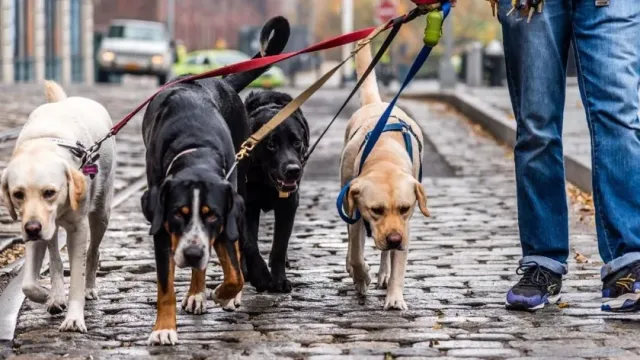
xmin=59 ymin=220 xmax=89 ymax=332
xmin=182 ymin=268 xmax=207 ymax=314
xmin=21 ymin=240 xmax=48 ymax=303
xmin=270 ymin=196 xmax=297 ymax=293
xmin=148 ymin=231 xmax=177 ymax=345
xmin=348 ymin=221 xmax=370 ymax=295
xmin=377 ymin=250 xmax=391 ymax=289
xmin=384 ymin=249 xmax=408 ymax=311
xmin=212 ymin=238 xmax=243 ymax=311
xmin=242 ymin=203 xmax=271 ymax=292
xmin=46 ymin=228 xmax=67 ymax=315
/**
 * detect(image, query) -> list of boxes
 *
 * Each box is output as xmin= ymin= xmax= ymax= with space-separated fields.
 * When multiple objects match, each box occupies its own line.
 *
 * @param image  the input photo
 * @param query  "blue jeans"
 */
xmin=498 ymin=0 xmax=640 ymax=279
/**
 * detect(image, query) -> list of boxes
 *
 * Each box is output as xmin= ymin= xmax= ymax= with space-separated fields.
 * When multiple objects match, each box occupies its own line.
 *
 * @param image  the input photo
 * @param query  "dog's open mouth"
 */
xmin=276 ymin=179 xmax=299 ymax=193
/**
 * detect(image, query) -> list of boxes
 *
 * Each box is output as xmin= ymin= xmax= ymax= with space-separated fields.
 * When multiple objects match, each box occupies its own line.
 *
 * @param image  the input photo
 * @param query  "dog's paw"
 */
xmin=346 ymin=262 xmax=354 ymax=277
xmin=248 ymin=261 xmax=272 ymax=293
xmin=148 ymin=329 xmax=178 ymax=346
xmin=352 ymin=265 xmax=371 ymax=295
xmin=212 ymin=286 xmax=242 ymax=312
xmin=270 ymin=273 xmax=292 ymax=293
xmin=46 ymin=296 xmax=67 ymax=315
xmin=384 ymin=292 xmax=408 ymax=311
xmin=85 ymin=288 xmax=99 ymax=300
xmin=59 ymin=314 xmax=87 ymax=333
xmin=181 ymin=291 xmax=208 ymax=314
xmin=376 ymin=270 xmax=390 ymax=289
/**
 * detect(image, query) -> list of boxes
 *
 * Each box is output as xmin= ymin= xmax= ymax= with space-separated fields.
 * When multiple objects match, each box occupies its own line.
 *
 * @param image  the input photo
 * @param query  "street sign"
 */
xmin=376 ymin=0 xmax=396 ymax=23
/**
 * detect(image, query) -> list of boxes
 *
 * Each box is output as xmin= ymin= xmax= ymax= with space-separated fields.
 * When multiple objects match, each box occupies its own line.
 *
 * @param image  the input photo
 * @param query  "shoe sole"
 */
xmin=602 ymin=292 xmax=640 ymax=312
xmin=505 ymin=293 xmax=561 ymax=312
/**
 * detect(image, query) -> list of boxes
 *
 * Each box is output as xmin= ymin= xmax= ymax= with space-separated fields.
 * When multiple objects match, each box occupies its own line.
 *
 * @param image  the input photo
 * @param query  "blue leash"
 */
xmin=336 ymin=2 xmax=451 ymax=230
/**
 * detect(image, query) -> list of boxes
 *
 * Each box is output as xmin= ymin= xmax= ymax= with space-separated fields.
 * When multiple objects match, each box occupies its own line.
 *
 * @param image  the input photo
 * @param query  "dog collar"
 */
xmin=47 ymin=138 xmax=99 ymax=178
xmin=165 ymin=148 xmax=199 ymax=177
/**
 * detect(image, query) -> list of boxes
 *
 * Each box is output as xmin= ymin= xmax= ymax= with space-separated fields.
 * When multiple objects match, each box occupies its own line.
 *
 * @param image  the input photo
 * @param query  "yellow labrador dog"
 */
xmin=1 ymin=81 xmax=115 ymax=332
xmin=340 ymin=43 xmax=430 ymax=310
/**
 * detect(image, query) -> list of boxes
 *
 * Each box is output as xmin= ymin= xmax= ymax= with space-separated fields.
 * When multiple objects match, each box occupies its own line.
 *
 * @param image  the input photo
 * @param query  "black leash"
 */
xmin=301 ymin=13 xmax=412 ymax=166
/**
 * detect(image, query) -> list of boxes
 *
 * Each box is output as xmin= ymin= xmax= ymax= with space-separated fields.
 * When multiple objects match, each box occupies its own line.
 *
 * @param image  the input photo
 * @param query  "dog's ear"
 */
xmin=141 ymin=187 xmax=156 ymax=223
xmin=414 ymin=181 xmax=431 ymax=217
xmin=223 ymin=184 xmax=244 ymax=242
xmin=1 ymin=169 xmax=17 ymax=220
xmin=346 ymin=179 xmax=361 ymax=218
xmin=149 ymin=177 xmax=173 ymax=235
xmin=65 ymin=166 xmax=86 ymax=211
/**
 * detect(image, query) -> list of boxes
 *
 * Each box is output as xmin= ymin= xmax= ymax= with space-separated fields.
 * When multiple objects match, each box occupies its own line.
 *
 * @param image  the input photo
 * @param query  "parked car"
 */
xmin=172 ymin=49 xmax=286 ymax=88
xmin=97 ymin=19 xmax=174 ymax=85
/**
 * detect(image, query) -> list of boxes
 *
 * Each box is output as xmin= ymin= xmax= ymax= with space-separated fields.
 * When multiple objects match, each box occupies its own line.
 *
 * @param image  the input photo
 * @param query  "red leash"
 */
xmin=111 ymin=24 xmax=392 ymax=135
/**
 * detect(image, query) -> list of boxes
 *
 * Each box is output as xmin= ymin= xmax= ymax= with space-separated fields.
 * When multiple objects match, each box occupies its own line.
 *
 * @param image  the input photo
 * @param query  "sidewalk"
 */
xmin=398 ymin=79 xmax=600 ymax=193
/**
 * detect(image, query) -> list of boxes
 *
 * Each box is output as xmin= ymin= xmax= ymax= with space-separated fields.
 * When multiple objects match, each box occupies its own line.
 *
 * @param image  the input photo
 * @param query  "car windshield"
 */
xmin=107 ymin=24 xmax=165 ymax=41
xmin=214 ymin=52 xmax=249 ymax=66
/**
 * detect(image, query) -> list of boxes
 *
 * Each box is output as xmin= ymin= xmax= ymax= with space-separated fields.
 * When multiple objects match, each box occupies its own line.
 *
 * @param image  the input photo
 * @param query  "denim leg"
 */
xmin=498 ymin=0 xmax=572 ymax=268
xmin=571 ymin=0 xmax=640 ymax=270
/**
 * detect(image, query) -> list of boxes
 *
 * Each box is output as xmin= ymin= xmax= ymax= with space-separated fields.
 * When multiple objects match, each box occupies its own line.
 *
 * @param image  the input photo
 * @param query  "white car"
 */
xmin=97 ymin=19 xmax=174 ymax=85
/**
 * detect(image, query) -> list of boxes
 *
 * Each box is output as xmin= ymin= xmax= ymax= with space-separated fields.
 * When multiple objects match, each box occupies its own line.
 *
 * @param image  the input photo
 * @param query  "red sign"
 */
xmin=376 ymin=0 xmax=396 ymax=23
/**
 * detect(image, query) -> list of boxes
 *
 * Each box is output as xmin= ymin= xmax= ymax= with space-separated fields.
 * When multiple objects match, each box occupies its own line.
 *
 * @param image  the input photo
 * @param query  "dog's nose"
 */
xmin=284 ymin=164 xmax=301 ymax=180
xmin=386 ymin=232 xmax=402 ymax=249
xmin=24 ymin=221 xmax=42 ymax=239
xmin=183 ymin=245 xmax=204 ymax=267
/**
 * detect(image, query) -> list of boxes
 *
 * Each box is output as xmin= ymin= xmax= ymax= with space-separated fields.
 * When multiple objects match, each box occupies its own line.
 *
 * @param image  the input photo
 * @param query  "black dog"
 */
xmin=140 ymin=17 xmax=289 ymax=346
xmin=242 ymin=90 xmax=310 ymax=293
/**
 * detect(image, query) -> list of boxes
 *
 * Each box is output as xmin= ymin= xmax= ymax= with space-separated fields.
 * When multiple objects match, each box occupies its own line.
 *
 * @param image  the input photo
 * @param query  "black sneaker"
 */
xmin=505 ymin=262 xmax=562 ymax=311
xmin=602 ymin=260 xmax=640 ymax=312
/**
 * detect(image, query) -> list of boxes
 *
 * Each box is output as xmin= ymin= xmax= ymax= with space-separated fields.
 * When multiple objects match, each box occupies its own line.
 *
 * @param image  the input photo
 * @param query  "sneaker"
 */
xmin=505 ymin=261 xmax=562 ymax=311
xmin=601 ymin=260 xmax=640 ymax=312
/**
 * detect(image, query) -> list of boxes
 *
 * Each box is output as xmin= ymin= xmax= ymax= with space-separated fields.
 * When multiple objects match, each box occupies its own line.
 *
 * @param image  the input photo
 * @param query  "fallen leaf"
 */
xmin=557 ymin=302 xmax=570 ymax=309
xmin=432 ymin=323 xmax=443 ymax=330
xmin=574 ymin=252 xmax=590 ymax=264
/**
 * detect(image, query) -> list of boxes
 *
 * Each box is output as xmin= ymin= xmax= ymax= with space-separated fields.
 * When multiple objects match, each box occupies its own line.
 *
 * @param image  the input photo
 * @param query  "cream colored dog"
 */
xmin=1 ymin=81 xmax=115 ymax=332
xmin=340 ymin=43 xmax=430 ymax=310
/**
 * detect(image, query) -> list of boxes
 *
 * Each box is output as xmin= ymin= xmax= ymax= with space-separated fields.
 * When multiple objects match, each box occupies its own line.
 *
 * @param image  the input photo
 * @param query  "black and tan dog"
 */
xmin=140 ymin=17 xmax=289 ymax=346
xmin=242 ymin=90 xmax=309 ymax=293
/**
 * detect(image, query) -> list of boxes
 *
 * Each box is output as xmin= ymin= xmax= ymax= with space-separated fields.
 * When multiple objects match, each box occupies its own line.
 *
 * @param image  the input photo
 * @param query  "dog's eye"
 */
xmin=266 ymin=141 xmax=276 ymax=151
xmin=294 ymin=141 xmax=303 ymax=150
xmin=12 ymin=191 xmax=24 ymax=200
xmin=43 ymin=189 xmax=56 ymax=199
xmin=399 ymin=206 xmax=411 ymax=215
xmin=371 ymin=206 xmax=385 ymax=216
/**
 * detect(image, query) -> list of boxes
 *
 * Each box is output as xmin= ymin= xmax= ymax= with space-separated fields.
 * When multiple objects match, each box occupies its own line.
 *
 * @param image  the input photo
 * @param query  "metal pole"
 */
xmin=341 ymin=0 xmax=353 ymax=88
xmin=167 ymin=0 xmax=175 ymax=39
xmin=438 ymin=11 xmax=456 ymax=89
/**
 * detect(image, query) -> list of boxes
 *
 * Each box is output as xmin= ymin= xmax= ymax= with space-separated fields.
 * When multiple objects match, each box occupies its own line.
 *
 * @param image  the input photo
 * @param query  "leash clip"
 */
xmin=236 ymin=139 xmax=257 ymax=161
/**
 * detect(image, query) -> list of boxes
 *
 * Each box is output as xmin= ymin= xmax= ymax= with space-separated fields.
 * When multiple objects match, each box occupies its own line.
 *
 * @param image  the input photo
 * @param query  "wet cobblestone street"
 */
xmin=0 ymin=83 xmax=636 ymax=360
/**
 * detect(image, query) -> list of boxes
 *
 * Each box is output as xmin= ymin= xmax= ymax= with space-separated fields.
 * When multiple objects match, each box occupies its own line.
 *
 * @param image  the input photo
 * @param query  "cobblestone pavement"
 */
xmin=0 ymin=82 xmax=636 ymax=360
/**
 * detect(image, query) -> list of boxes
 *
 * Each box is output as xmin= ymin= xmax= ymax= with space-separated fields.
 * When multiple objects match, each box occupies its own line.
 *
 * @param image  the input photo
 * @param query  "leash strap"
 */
xmin=226 ymin=8 xmax=428 ymax=181
xmin=302 ymin=14 xmax=407 ymax=166
xmin=336 ymin=1 xmax=451 ymax=228
xmin=84 ymin=19 xmax=407 ymax=177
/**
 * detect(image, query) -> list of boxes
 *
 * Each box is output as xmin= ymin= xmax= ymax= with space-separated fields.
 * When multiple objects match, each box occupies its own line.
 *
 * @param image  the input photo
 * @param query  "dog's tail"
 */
xmin=44 ymin=80 xmax=67 ymax=103
xmin=355 ymin=42 xmax=382 ymax=106
xmin=224 ymin=16 xmax=290 ymax=93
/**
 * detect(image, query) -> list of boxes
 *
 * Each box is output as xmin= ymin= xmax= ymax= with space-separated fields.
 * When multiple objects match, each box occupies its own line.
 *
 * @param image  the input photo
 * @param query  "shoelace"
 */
xmin=613 ymin=262 xmax=640 ymax=291
xmin=515 ymin=261 xmax=555 ymax=287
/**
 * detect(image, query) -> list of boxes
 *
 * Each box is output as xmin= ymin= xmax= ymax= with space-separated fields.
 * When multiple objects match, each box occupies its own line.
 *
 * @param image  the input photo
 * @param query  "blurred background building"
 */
xmin=0 ymin=0 xmax=93 ymax=84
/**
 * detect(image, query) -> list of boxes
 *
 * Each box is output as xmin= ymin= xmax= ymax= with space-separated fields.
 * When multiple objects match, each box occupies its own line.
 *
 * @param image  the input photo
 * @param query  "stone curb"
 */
xmin=400 ymin=90 xmax=593 ymax=193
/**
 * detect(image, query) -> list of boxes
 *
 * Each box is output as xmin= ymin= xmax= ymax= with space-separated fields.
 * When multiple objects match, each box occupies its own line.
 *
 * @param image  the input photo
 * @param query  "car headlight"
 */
xmin=151 ymin=55 xmax=164 ymax=66
xmin=101 ymin=51 xmax=115 ymax=62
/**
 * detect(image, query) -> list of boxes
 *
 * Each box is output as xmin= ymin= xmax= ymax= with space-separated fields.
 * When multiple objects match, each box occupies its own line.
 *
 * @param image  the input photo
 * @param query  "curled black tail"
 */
xmin=224 ymin=16 xmax=290 ymax=93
